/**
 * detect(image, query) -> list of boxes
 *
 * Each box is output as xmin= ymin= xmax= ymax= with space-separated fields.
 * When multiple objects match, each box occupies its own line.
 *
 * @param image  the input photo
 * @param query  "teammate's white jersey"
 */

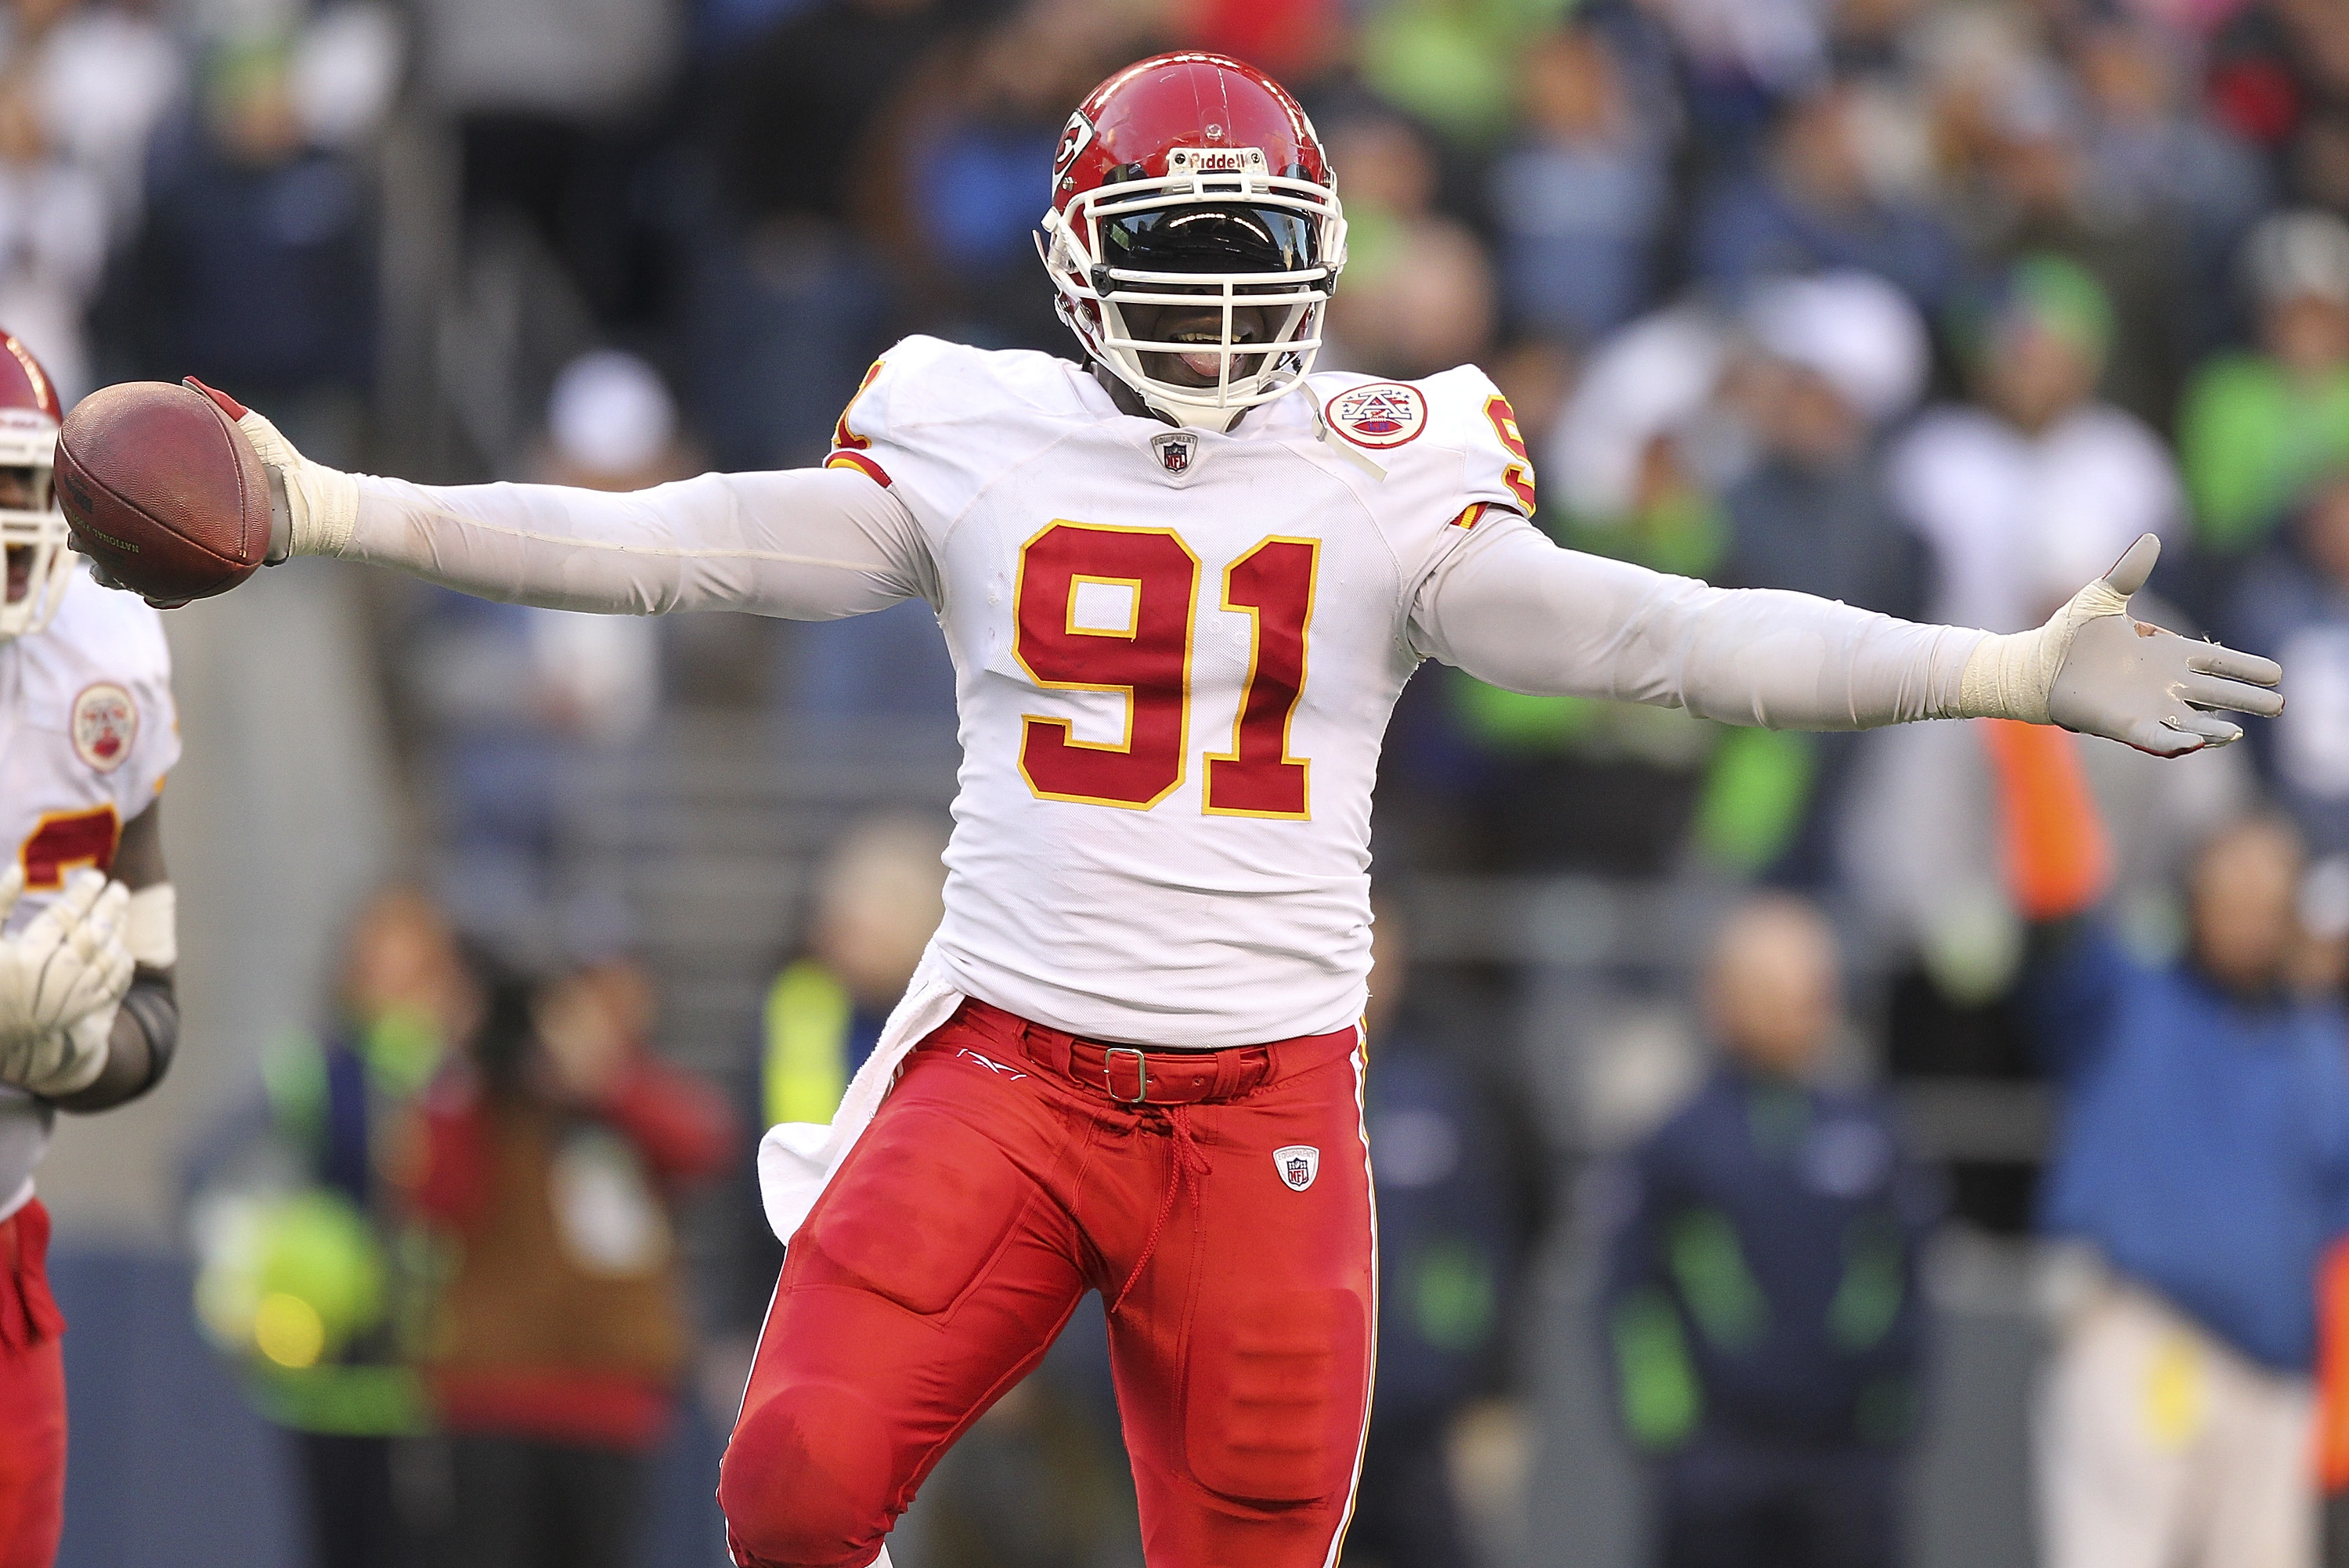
xmin=831 ymin=337 xmax=1528 ymax=1045
xmin=0 ymin=566 xmax=178 ymax=1215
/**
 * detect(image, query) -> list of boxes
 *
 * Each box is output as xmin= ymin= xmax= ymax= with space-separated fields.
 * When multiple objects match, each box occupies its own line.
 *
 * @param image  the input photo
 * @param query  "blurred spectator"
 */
xmin=1713 ymin=271 xmax=1931 ymax=885
xmin=1599 ymin=896 xmax=1937 ymax=1568
xmin=2181 ymin=211 xmax=2349 ymax=560
xmin=0 ymin=62 xmax=102 ymax=402
xmin=1716 ymin=270 xmax=1929 ymax=616
xmin=1322 ymin=114 xmax=1495 ymax=379
xmin=1346 ymin=903 xmax=1525 ymax=1568
xmin=2208 ymin=0 xmax=2349 ymax=211
xmin=727 ymin=811 xmax=947 ymax=1332
xmin=2069 ymin=18 xmax=2269 ymax=366
xmin=1174 ymin=0 xmax=1339 ymax=85
xmin=1942 ymin=52 xmax=2191 ymax=426
xmin=1488 ymin=26 xmax=1669 ymax=345
xmin=133 ymin=27 xmax=381 ymax=460
xmin=404 ymin=351 xmax=675 ymax=954
xmin=6 ymin=0 xmax=183 ymax=231
xmin=1355 ymin=0 xmax=1578 ymax=152
xmin=893 ymin=4 xmax=1127 ymax=353
xmin=1889 ymin=254 xmax=2181 ymax=636
xmin=2026 ymin=816 xmax=2349 ymax=1568
xmin=2226 ymin=471 xmax=2349 ymax=856
xmin=188 ymin=887 xmax=473 ymax=1568
xmin=1690 ymin=78 xmax=1963 ymax=314
xmin=1647 ymin=0 xmax=1832 ymax=157
xmin=692 ymin=0 xmax=967 ymax=470
xmin=407 ymin=952 xmax=734 ymax=1568
xmin=416 ymin=0 xmax=677 ymax=324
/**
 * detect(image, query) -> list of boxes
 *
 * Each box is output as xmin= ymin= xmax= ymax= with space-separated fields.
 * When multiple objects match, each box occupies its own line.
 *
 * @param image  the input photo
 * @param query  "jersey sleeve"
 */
xmin=821 ymin=335 xmax=1035 ymax=550
xmin=1367 ymin=365 xmax=1546 ymax=628
xmin=1417 ymin=364 xmax=1541 ymax=521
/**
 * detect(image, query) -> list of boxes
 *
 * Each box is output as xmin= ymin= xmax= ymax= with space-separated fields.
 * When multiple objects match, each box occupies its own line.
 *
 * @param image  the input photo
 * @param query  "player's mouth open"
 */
xmin=4 ymin=546 xmax=26 ymax=604
xmin=1138 ymin=304 xmax=1276 ymax=388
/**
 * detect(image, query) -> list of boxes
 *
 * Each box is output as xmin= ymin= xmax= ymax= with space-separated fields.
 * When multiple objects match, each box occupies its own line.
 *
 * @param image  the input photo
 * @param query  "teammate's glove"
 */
xmin=1958 ymin=535 xmax=2284 ymax=755
xmin=0 ymin=866 xmax=134 ymax=1096
xmin=182 ymin=379 xmax=360 ymax=561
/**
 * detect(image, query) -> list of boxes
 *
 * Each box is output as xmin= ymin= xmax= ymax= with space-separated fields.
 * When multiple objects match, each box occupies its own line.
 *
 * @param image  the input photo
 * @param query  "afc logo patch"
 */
xmin=1273 ymin=1144 xmax=1320 ymax=1192
xmin=70 ymin=683 xmax=136 ymax=773
xmin=1324 ymin=383 xmax=1427 ymax=450
xmin=1149 ymin=431 xmax=1197 ymax=475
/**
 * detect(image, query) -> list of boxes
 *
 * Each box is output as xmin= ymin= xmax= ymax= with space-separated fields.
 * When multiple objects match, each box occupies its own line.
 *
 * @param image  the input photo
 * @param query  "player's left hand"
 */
xmin=0 ymin=866 xmax=134 ymax=1096
xmin=1961 ymin=535 xmax=2284 ymax=756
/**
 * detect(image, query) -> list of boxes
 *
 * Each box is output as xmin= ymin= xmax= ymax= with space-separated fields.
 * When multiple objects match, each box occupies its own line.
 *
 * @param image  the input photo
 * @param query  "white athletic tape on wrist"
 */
xmin=1955 ymin=576 xmax=2132 ymax=723
xmin=236 ymin=409 xmax=359 ymax=557
xmin=127 ymin=883 xmax=175 ymax=969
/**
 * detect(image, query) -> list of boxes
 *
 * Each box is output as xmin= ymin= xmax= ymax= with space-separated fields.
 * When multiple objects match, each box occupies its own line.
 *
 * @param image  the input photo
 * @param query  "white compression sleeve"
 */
xmin=1412 ymin=513 xmax=1984 ymax=729
xmin=334 ymin=467 xmax=936 ymax=620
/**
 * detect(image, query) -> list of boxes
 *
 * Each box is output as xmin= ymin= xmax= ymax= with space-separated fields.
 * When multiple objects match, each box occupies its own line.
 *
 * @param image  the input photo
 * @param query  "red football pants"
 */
xmin=720 ymin=999 xmax=1376 ymax=1568
xmin=0 ymin=1200 xmax=66 ymax=1568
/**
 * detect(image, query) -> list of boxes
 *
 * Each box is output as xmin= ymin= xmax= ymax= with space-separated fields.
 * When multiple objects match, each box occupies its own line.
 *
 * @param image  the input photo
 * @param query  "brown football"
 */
xmin=53 ymin=380 xmax=270 ymax=604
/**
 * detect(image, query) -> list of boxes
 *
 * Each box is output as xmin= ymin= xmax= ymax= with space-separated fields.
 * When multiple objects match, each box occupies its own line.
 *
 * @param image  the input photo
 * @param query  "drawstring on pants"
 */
xmin=1111 ymin=1104 xmax=1210 ymax=1314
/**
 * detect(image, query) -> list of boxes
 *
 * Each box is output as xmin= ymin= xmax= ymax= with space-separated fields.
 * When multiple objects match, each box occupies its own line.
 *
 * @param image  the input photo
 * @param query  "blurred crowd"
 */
xmin=24 ymin=0 xmax=2349 ymax=1562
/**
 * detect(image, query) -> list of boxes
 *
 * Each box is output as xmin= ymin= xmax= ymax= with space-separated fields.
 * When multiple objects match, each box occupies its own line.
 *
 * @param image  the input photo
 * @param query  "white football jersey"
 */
xmin=0 ymin=565 xmax=178 ymax=1216
xmin=834 ymin=336 xmax=1535 ymax=1047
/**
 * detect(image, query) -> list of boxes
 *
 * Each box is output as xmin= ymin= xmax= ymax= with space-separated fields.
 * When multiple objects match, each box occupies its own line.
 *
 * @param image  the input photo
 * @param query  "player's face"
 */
xmin=2 ymin=467 xmax=45 ymax=603
xmin=1123 ymin=299 xmax=1283 ymax=389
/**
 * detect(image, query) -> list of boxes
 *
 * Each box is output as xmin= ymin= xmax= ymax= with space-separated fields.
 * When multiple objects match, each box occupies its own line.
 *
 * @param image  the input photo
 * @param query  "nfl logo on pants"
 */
xmin=1274 ymin=1144 xmax=1319 ymax=1191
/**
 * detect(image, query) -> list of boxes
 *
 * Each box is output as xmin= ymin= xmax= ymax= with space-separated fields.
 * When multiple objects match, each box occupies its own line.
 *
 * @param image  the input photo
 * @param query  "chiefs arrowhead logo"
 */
xmin=1055 ymin=111 xmax=1096 ymax=181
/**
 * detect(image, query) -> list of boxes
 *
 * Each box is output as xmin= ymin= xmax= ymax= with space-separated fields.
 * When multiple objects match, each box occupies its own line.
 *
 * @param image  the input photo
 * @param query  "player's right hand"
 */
xmin=0 ymin=866 xmax=135 ymax=1096
xmin=184 ymin=379 xmax=359 ymax=561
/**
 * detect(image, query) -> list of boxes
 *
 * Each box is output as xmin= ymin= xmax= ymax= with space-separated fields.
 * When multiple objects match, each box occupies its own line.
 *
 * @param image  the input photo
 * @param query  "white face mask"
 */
xmin=0 ymin=411 xmax=63 ymax=643
xmin=1039 ymin=146 xmax=1347 ymax=431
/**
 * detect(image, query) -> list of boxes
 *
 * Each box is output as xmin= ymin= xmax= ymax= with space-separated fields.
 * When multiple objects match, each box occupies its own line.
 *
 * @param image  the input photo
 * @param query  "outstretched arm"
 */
xmin=216 ymin=389 xmax=933 ymax=620
xmin=1414 ymin=516 xmax=2281 ymax=752
xmin=334 ymin=467 xmax=934 ymax=619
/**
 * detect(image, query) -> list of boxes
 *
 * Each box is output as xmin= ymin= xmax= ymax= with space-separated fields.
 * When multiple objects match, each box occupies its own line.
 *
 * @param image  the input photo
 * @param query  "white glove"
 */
xmin=1958 ymin=535 xmax=2285 ymax=755
xmin=0 ymin=866 xmax=134 ymax=1096
xmin=182 ymin=379 xmax=359 ymax=560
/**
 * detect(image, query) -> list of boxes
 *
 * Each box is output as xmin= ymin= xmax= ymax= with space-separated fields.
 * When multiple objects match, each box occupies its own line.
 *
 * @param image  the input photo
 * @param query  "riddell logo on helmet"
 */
xmin=1167 ymin=147 xmax=1266 ymax=176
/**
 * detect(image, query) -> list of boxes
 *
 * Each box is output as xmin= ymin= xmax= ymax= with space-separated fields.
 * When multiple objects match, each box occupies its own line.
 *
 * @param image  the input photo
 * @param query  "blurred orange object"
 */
xmin=1980 ymin=718 xmax=2114 ymax=921
xmin=2317 ymin=1237 xmax=2349 ymax=1492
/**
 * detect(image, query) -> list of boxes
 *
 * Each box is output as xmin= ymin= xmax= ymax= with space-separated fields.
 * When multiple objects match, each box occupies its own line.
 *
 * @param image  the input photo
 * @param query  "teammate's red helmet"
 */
xmin=1038 ymin=53 xmax=1346 ymax=431
xmin=0 ymin=333 xmax=67 ymax=643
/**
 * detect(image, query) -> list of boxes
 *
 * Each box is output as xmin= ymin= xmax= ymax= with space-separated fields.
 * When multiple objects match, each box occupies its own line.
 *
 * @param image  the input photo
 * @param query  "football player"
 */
xmin=0 ymin=330 xmax=179 ymax=1567
xmin=164 ymin=55 xmax=2278 ymax=1568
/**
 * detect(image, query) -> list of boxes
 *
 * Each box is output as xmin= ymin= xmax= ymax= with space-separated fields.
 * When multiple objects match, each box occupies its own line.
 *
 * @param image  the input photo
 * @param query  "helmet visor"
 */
xmin=1101 ymin=203 xmax=1322 ymax=276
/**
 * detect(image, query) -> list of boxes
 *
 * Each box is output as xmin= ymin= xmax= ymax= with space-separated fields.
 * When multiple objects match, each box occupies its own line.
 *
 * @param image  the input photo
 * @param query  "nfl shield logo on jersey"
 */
xmin=1150 ymin=431 xmax=1196 ymax=476
xmin=1274 ymin=1144 xmax=1320 ymax=1192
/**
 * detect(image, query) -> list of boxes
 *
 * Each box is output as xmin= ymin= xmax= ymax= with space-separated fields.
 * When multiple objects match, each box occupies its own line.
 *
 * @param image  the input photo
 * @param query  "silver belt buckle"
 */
xmin=1104 ymin=1046 xmax=1148 ymax=1103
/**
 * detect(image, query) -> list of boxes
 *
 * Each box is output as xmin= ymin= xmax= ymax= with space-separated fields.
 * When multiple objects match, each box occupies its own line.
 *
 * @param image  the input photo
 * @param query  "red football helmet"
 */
xmin=0 ymin=332 xmax=65 ymax=642
xmin=1038 ymin=52 xmax=1346 ymax=431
